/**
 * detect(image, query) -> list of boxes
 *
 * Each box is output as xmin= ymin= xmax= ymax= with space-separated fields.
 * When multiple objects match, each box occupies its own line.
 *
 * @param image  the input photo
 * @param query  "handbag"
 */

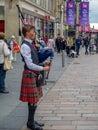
xmin=4 ymin=57 xmax=13 ymax=71
xmin=13 ymin=42 xmax=20 ymax=53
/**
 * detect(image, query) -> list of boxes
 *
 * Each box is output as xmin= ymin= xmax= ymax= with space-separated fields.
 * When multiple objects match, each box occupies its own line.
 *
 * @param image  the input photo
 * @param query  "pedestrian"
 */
xmin=47 ymin=35 xmax=55 ymax=51
xmin=95 ymin=37 xmax=98 ymax=53
xmin=66 ymin=36 xmax=73 ymax=56
xmin=9 ymin=35 xmax=19 ymax=61
xmin=39 ymin=37 xmax=46 ymax=48
xmin=60 ymin=36 xmax=67 ymax=51
xmin=20 ymin=24 xmax=50 ymax=130
xmin=84 ymin=36 xmax=89 ymax=55
xmin=55 ymin=34 xmax=62 ymax=53
xmin=75 ymin=36 xmax=82 ymax=56
xmin=42 ymin=36 xmax=47 ymax=44
xmin=89 ymin=37 xmax=95 ymax=54
xmin=0 ymin=32 xmax=10 ymax=93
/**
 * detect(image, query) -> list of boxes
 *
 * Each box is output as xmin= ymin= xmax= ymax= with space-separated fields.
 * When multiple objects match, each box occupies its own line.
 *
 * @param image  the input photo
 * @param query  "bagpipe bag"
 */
xmin=38 ymin=49 xmax=54 ymax=63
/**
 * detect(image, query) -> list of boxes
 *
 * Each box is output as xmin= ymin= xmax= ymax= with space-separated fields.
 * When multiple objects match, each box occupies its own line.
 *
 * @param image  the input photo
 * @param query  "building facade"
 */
xmin=0 ymin=0 xmax=57 ymax=42
xmin=54 ymin=0 xmax=66 ymax=37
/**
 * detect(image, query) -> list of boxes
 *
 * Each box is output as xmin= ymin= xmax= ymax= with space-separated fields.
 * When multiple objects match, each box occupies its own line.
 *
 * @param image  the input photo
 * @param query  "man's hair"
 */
xmin=22 ymin=24 xmax=35 ymax=37
xmin=0 ymin=32 xmax=5 ymax=39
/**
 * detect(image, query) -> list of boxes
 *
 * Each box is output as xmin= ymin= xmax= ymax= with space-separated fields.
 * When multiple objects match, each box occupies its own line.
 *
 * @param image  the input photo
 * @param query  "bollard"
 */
xmin=62 ymin=50 xmax=65 ymax=67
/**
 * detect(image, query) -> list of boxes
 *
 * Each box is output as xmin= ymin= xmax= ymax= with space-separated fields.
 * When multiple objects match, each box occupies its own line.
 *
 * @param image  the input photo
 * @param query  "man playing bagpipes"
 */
xmin=20 ymin=24 xmax=51 ymax=130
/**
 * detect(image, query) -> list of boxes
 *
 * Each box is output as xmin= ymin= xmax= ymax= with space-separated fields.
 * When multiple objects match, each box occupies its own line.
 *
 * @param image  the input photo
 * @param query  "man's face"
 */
xmin=26 ymin=29 xmax=36 ymax=40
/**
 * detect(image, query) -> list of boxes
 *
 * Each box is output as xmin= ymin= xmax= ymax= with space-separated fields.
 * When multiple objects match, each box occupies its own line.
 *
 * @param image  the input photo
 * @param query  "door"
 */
xmin=0 ymin=20 xmax=4 ymax=32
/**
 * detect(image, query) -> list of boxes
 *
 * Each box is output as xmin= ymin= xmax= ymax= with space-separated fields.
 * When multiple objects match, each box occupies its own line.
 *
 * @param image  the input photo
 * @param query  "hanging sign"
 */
xmin=80 ymin=2 xmax=89 ymax=25
xmin=66 ymin=2 xmax=75 ymax=25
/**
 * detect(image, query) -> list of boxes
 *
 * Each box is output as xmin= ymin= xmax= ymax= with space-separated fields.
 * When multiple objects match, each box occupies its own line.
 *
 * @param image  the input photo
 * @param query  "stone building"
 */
xmin=0 ymin=0 xmax=65 ymax=42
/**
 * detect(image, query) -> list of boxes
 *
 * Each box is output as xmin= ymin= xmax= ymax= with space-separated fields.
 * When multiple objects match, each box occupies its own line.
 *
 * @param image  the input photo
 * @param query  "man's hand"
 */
xmin=43 ymin=66 xmax=50 ymax=71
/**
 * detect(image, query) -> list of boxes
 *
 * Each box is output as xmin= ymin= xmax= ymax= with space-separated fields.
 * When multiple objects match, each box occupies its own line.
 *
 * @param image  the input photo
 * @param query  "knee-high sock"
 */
xmin=28 ymin=103 xmax=37 ymax=125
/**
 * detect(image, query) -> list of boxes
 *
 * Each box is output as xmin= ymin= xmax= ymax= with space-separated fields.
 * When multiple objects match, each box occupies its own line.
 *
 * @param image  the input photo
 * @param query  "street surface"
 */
xmin=21 ymin=49 xmax=98 ymax=130
xmin=0 ymin=51 xmax=73 ymax=130
xmin=1 ymin=49 xmax=98 ymax=130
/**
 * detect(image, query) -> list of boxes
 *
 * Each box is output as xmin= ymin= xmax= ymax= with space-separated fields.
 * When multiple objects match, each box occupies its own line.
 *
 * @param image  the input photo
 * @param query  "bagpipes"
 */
xmin=45 ymin=56 xmax=53 ymax=79
xmin=38 ymin=48 xmax=54 ymax=63
xmin=38 ymin=48 xmax=54 ymax=79
xmin=16 ymin=4 xmax=24 ymax=24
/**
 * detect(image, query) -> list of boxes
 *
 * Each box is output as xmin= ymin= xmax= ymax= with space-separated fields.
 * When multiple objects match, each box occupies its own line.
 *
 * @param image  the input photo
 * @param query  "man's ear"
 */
xmin=26 ymin=32 xmax=29 ymax=38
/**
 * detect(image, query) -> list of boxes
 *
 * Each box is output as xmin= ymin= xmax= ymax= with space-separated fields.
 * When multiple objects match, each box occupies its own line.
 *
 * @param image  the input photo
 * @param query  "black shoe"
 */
xmin=27 ymin=122 xmax=43 ymax=130
xmin=35 ymin=121 xmax=44 ymax=127
xmin=0 ymin=90 xmax=9 ymax=93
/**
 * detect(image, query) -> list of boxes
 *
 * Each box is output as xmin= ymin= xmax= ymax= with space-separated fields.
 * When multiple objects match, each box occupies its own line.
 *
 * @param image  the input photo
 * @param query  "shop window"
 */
xmin=0 ymin=6 xmax=4 ymax=20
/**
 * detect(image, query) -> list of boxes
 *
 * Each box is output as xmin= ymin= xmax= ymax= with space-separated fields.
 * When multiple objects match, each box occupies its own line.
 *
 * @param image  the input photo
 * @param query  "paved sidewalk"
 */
xmin=21 ymin=51 xmax=98 ymax=130
xmin=0 ymin=52 xmax=73 ymax=130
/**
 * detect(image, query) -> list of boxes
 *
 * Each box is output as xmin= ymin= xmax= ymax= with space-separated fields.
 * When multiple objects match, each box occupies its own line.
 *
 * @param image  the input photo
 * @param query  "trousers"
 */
xmin=0 ymin=64 xmax=6 ymax=91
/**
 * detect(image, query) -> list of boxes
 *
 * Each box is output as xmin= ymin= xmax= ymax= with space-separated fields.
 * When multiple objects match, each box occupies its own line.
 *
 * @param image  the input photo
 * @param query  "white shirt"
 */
xmin=20 ymin=38 xmax=43 ymax=71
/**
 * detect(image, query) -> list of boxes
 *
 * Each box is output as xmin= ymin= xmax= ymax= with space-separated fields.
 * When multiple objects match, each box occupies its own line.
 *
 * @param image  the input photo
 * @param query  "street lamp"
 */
xmin=60 ymin=4 xmax=65 ymax=67
xmin=75 ymin=0 xmax=81 ymax=39
xmin=61 ymin=4 xmax=64 ymax=37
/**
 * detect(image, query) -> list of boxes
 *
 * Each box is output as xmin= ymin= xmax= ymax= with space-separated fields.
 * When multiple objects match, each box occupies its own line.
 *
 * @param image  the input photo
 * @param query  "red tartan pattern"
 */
xmin=20 ymin=69 xmax=43 ymax=103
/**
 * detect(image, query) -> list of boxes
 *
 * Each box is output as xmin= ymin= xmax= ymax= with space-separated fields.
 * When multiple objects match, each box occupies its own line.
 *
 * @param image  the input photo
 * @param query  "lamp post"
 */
xmin=61 ymin=4 xmax=64 ymax=37
xmin=61 ymin=4 xmax=65 ymax=67
xmin=75 ymin=0 xmax=81 ymax=52
xmin=75 ymin=0 xmax=81 ymax=39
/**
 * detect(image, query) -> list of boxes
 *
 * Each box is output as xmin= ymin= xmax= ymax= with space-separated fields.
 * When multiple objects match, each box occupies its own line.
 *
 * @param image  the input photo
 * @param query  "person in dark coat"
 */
xmin=95 ymin=37 xmax=98 ymax=53
xmin=20 ymin=24 xmax=50 ymax=130
xmin=60 ymin=36 xmax=67 ymax=51
xmin=75 ymin=36 xmax=82 ymax=56
xmin=84 ymin=36 xmax=90 ymax=55
xmin=55 ymin=34 xmax=62 ymax=53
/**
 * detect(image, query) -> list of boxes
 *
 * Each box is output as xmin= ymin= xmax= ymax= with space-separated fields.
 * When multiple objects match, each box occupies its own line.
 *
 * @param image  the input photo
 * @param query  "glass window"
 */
xmin=40 ymin=0 xmax=44 ymax=8
xmin=33 ymin=0 xmax=36 ymax=2
xmin=0 ymin=6 xmax=4 ymax=20
xmin=36 ymin=0 xmax=40 ymax=5
xmin=45 ymin=0 xmax=48 ymax=10
xmin=48 ymin=0 xmax=53 ymax=11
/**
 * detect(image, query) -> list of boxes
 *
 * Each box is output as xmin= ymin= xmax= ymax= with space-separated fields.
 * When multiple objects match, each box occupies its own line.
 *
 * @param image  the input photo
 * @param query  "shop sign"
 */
xmin=45 ymin=16 xmax=50 ymax=20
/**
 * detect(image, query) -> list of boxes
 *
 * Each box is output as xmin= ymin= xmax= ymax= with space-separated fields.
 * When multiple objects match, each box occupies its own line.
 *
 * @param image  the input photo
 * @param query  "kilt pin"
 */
xmin=20 ymin=69 xmax=43 ymax=104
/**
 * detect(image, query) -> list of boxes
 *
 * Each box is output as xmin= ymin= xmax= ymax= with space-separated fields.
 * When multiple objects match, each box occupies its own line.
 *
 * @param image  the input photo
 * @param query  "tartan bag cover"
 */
xmin=20 ymin=69 xmax=43 ymax=103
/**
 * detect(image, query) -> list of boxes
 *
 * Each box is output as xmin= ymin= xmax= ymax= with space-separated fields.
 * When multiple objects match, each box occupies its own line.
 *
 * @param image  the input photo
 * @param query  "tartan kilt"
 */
xmin=20 ymin=69 xmax=43 ymax=104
